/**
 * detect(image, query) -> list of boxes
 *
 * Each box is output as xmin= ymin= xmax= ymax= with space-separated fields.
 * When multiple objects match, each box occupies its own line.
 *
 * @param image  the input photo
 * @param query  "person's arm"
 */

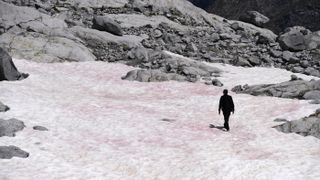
xmin=219 ymin=97 xmax=222 ymax=114
xmin=230 ymin=96 xmax=235 ymax=113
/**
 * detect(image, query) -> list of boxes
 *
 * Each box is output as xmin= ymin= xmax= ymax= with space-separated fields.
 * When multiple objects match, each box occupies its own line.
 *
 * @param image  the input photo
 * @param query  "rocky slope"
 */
xmin=188 ymin=0 xmax=320 ymax=34
xmin=1 ymin=0 xmax=320 ymax=81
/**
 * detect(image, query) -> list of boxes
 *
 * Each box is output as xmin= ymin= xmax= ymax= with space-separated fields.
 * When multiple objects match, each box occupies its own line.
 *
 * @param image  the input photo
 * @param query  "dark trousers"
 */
xmin=223 ymin=111 xmax=231 ymax=131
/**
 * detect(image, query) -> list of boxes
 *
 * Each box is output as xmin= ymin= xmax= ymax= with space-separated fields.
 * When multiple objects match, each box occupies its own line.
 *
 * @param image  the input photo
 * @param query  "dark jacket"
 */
xmin=219 ymin=95 xmax=234 ymax=113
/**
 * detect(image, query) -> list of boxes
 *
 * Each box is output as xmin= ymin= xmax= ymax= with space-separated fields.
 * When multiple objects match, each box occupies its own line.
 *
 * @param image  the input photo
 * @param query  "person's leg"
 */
xmin=223 ymin=111 xmax=230 ymax=131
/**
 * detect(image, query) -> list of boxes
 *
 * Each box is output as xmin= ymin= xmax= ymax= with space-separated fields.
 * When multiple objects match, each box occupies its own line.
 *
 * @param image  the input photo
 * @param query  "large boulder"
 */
xmin=278 ymin=26 xmax=320 ymax=51
xmin=0 ymin=47 xmax=28 ymax=81
xmin=232 ymin=80 xmax=315 ymax=99
xmin=0 ymin=33 xmax=96 ymax=63
xmin=278 ymin=26 xmax=309 ymax=51
xmin=92 ymin=16 xmax=123 ymax=36
xmin=303 ymin=90 xmax=320 ymax=100
xmin=0 ymin=2 xmax=96 ymax=63
xmin=239 ymin=11 xmax=270 ymax=27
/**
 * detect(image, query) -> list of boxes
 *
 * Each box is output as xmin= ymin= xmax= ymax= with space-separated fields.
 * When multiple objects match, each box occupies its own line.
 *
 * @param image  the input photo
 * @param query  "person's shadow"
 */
xmin=209 ymin=124 xmax=227 ymax=131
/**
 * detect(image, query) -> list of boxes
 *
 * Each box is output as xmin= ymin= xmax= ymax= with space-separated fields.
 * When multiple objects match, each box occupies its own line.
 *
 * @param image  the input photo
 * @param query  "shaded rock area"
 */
xmin=232 ymin=78 xmax=320 ymax=100
xmin=122 ymin=50 xmax=221 ymax=82
xmin=33 ymin=126 xmax=49 ymax=131
xmin=0 ymin=146 xmax=29 ymax=159
xmin=0 ymin=101 xmax=10 ymax=112
xmin=278 ymin=26 xmax=320 ymax=51
xmin=1 ymin=0 xmax=320 ymax=81
xmin=92 ymin=16 xmax=123 ymax=36
xmin=189 ymin=0 xmax=320 ymax=34
xmin=239 ymin=11 xmax=269 ymax=28
xmin=211 ymin=79 xmax=223 ymax=87
xmin=0 ymin=47 xmax=28 ymax=81
xmin=273 ymin=109 xmax=320 ymax=139
xmin=0 ymin=118 xmax=25 ymax=137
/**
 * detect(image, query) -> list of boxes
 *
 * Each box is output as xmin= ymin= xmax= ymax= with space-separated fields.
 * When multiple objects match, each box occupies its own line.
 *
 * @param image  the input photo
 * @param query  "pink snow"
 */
xmin=0 ymin=59 xmax=319 ymax=179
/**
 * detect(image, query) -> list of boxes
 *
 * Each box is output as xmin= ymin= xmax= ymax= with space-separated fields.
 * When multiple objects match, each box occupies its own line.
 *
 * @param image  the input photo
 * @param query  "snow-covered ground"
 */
xmin=0 ymin=58 xmax=319 ymax=179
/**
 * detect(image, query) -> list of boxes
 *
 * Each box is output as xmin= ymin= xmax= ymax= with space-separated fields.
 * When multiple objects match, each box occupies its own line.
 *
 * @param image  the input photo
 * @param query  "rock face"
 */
xmin=274 ymin=109 xmax=320 ymax=139
xmin=0 ymin=146 xmax=29 ymax=159
xmin=239 ymin=11 xmax=269 ymax=28
xmin=0 ymin=101 xmax=10 ymax=112
xmin=232 ymin=79 xmax=320 ymax=100
xmin=188 ymin=0 xmax=320 ymax=33
xmin=92 ymin=16 xmax=123 ymax=36
xmin=0 ymin=47 xmax=27 ymax=81
xmin=0 ymin=118 xmax=25 ymax=137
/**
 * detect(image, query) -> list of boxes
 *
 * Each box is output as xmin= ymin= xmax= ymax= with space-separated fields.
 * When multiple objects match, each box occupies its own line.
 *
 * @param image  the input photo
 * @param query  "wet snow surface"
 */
xmin=0 ymin=59 xmax=319 ymax=179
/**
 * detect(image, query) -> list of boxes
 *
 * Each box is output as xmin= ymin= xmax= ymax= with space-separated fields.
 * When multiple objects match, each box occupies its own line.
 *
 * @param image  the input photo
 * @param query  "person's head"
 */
xmin=223 ymin=89 xmax=228 ymax=95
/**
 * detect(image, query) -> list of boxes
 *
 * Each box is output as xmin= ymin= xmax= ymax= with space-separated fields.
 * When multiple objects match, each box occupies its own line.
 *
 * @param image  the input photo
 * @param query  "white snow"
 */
xmin=0 ymin=58 xmax=319 ymax=179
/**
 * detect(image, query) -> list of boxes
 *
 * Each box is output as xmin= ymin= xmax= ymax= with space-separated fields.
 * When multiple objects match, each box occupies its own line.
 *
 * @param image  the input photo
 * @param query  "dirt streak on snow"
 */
xmin=0 ymin=59 xmax=319 ymax=179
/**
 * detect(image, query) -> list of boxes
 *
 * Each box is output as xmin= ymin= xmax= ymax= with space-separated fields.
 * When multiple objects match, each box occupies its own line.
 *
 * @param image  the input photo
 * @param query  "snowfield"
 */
xmin=0 ymin=58 xmax=319 ymax=179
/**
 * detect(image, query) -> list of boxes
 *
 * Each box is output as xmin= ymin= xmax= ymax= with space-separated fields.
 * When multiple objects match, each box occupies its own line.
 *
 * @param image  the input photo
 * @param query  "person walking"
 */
xmin=218 ymin=89 xmax=234 ymax=131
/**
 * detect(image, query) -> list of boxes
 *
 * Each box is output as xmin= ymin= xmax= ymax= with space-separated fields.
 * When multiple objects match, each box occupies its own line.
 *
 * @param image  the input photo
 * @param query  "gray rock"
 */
xmin=0 ymin=118 xmax=25 ymax=137
xmin=122 ymin=69 xmax=186 ymax=82
xmin=127 ymin=47 xmax=149 ymax=63
xmin=247 ymin=56 xmax=261 ymax=66
xmin=274 ymin=110 xmax=320 ymax=139
xmin=269 ymin=49 xmax=282 ymax=58
xmin=0 ymin=146 xmax=29 ymax=159
xmin=231 ymin=85 xmax=243 ymax=93
xmin=211 ymin=79 xmax=223 ymax=87
xmin=0 ymin=101 xmax=10 ymax=112
xmin=274 ymin=118 xmax=288 ymax=122
xmin=257 ymin=33 xmax=274 ymax=44
xmin=0 ymin=47 xmax=27 ymax=81
xmin=292 ymin=66 xmax=304 ymax=73
xmin=232 ymin=57 xmax=252 ymax=67
xmin=232 ymin=80 xmax=313 ymax=99
xmin=282 ymin=51 xmax=295 ymax=62
xmin=33 ymin=126 xmax=49 ymax=131
xmin=219 ymin=33 xmax=232 ymax=40
xmin=211 ymin=33 xmax=220 ymax=42
xmin=92 ymin=16 xmax=123 ymax=36
xmin=290 ymin=74 xmax=300 ymax=81
xmin=310 ymin=99 xmax=320 ymax=104
xmin=1 ymin=32 xmax=96 ymax=63
xmin=278 ymin=26 xmax=309 ymax=51
xmin=185 ymin=43 xmax=198 ymax=52
xmin=239 ymin=11 xmax=270 ymax=27
xmin=303 ymin=90 xmax=320 ymax=100
xmin=305 ymin=67 xmax=320 ymax=77
xmin=311 ymin=80 xmax=320 ymax=90
xmin=230 ymin=22 xmax=244 ymax=31
xmin=153 ymin=29 xmax=163 ymax=38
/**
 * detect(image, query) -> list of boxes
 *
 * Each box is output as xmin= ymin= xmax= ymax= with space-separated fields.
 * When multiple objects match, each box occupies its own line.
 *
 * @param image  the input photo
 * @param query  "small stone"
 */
xmin=211 ymin=79 xmax=223 ymax=87
xmin=153 ymin=29 xmax=162 ymax=38
xmin=290 ymin=74 xmax=298 ymax=81
xmin=33 ymin=126 xmax=49 ymax=131
xmin=0 ymin=102 xmax=9 ymax=112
